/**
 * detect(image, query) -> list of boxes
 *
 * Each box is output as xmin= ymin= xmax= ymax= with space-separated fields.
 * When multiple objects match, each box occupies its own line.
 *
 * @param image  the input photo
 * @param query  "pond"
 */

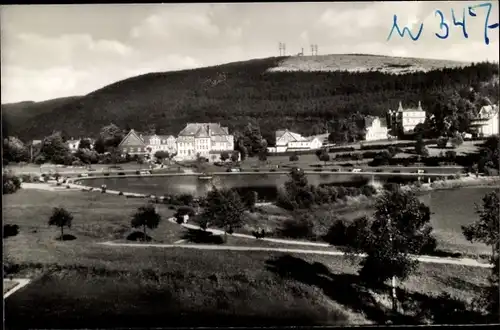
xmin=81 ymin=172 xmax=424 ymax=200
xmin=337 ymin=186 xmax=497 ymax=256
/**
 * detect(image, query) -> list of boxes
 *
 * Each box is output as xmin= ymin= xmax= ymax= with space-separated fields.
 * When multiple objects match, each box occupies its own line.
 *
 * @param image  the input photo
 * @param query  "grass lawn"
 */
xmin=2 ymin=189 xmax=181 ymax=244
xmin=3 ymin=186 xmax=494 ymax=327
xmin=4 ymin=241 xmax=491 ymax=328
xmin=3 ymin=279 xmax=20 ymax=294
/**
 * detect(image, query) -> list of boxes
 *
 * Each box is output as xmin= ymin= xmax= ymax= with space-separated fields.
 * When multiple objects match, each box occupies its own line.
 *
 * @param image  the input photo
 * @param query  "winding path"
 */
xmin=98 ymin=241 xmax=493 ymax=269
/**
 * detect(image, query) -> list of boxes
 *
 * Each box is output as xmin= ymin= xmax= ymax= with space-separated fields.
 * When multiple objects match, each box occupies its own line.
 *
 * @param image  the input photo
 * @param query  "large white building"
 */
xmin=175 ymin=123 xmax=235 ymax=162
xmin=267 ymin=129 xmax=325 ymax=153
xmin=387 ymin=101 xmax=426 ymax=134
xmin=364 ymin=116 xmax=388 ymax=141
xmin=470 ymin=104 xmax=499 ymax=137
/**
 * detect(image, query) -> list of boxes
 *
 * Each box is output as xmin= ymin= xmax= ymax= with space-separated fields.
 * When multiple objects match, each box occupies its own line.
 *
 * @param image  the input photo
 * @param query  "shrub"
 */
xmin=118 ymin=191 xmax=124 ymax=196
xmin=3 ymin=224 xmax=19 ymax=238
xmin=450 ymin=133 xmax=464 ymax=148
xmin=437 ymin=137 xmax=449 ymax=148
xmin=3 ymin=171 xmax=21 ymax=195
xmin=445 ymin=150 xmax=457 ymax=160
xmin=175 ymin=206 xmax=196 ymax=222
xmin=485 ymin=167 xmax=499 ymax=176
xmin=104 ymin=173 xmax=110 ymax=176
xmin=313 ymin=168 xmax=322 ymax=172
xmin=323 ymin=219 xmax=349 ymax=246
xmin=135 ymin=170 xmax=141 ymax=175
xmin=178 ymin=193 xmax=194 ymax=206
xmin=118 ymin=172 xmax=125 ymax=176
xmin=277 ymin=216 xmax=314 ymax=240
xmin=361 ymin=184 xmax=377 ymax=197
xmin=289 ymin=153 xmax=299 ymax=162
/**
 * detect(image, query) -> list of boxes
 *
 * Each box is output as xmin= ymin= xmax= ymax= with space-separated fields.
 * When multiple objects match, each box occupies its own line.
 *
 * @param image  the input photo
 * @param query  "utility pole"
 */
xmin=279 ymin=42 xmax=283 ymax=56
xmin=283 ymin=43 xmax=286 ymax=56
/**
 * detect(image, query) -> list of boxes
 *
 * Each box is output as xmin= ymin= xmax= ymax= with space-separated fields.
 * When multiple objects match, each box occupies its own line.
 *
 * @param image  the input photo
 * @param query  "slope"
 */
xmin=3 ymin=54 xmax=496 ymax=141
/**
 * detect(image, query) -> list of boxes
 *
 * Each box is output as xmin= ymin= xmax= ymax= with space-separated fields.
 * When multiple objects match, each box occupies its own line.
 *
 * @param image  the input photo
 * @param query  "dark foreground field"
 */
xmin=4 ymin=246 xmax=491 ymax=328
xmin=3 ymin=188 xmax=494 ymax=327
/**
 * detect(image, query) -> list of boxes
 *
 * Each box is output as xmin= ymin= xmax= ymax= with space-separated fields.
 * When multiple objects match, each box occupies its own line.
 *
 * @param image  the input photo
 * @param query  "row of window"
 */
xmin=123 ymin=147 xmax=145 ymax=153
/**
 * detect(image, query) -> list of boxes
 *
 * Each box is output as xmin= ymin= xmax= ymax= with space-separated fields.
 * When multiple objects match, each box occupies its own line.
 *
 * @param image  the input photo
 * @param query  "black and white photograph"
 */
xmin=2 ymin=1 xmax=499 ymax=328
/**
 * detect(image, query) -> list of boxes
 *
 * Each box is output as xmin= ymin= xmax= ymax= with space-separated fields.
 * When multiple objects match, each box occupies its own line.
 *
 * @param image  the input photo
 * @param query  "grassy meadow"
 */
xmin=3 ymin=186 xmax=494 ymax=327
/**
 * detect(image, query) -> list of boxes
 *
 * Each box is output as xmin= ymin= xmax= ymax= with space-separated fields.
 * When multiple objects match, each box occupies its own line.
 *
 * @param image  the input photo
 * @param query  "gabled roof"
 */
xmin=118 ymin=129 xmax=146 ymax=147
xmin=276 ymin=129 xmax=306 ymax=142
xmin=397 ymin=101 xmax=425 ymax=112
xmin=476 ymin=104 xmax=499 ymax=119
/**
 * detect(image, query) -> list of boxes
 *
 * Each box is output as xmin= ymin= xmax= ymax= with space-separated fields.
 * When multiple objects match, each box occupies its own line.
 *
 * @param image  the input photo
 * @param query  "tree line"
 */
xmin=7 ymin=58 xmax=498 ymax=145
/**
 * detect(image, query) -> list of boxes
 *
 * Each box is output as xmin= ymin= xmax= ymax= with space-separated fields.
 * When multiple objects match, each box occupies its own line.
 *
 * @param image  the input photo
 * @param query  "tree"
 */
xmin=241 ymin=190 xmax=258 ymax=211
xmin=48 ymin=207 xmax=73 ymax=239
xmin=39 ymin=132 xmax=71 ymax=164
xmin=99 ymin=123 xmax=124 ymax=150
xmin=154 ymin=150 xmax=169 ymax=163
xmin=3 ymin=137 xmax=29 ymax=163
xmin=230 ymin=151 xmax=240 ymax=163
xmin=3 ymin=171 xmax=21 ymax=194
xmin=131 ymin=204 xmax=162 ymax=240
xmin=414 ymin=135 xmax=428 ymax=156
xmin=478 ymin=135 xmax=499 ymax=172
xmin=78 ymin=138 xmax=92 ymax=150
xmin=450 ymin=132 xmax=464 ymax=149
xmin=318 ymin=150 xmax=330 ymax=165
xmin=289 ymin=153 xmax=299 ymax=162
xmin=462 ymin=189 xmax=499 ymax=321
xmin=220 ymin=151 xmax=230 ymax=162
xmin=437 ymin=137 xmax=448 ymax=148
xmin=201 ymin=187 xmax=246 ymax=241
xmin=258 ymin=149 xmax=268 ymax=162
xmin=281 ymin=168 xmax=315 ymax=209
xmin=94 ymin=138 xmax=106 ymax=154
xmin=348 ymin=188 xmax=434 ymax=314
xmin=76 ymin=148 xmax=98 ymax=165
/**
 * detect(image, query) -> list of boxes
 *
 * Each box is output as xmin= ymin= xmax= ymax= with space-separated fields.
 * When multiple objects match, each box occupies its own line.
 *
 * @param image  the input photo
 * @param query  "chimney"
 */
xmin=398 ymin=101 xmax=403 ymax=111
xmin=418 ymin=101 xmax=422 ymax=110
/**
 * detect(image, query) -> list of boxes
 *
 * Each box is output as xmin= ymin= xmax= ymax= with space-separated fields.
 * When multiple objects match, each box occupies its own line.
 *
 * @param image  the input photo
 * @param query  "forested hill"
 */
xmin=2 ymin=55 xmax=498 ymax=142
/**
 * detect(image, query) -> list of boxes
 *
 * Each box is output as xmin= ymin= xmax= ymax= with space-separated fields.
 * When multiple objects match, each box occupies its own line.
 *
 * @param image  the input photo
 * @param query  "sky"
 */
xmin=1 ymin=1 xmax=499 ymax=104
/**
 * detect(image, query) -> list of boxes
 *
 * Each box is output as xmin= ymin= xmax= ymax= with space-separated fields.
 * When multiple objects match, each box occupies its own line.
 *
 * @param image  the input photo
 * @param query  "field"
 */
xmin=4 ymin=243 xmax=491 ymax=327
xmin=3 ymin=187 xmax=494 ymax=326
xmin=2 ymin=189 xmax=181 ymax=244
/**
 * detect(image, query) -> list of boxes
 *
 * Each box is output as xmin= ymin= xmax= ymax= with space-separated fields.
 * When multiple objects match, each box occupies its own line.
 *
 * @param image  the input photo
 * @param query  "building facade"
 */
xmin=118 ymin=130 xmax=177 ymax=157
xmin=268 ymin=129 xmax=324 ymax=153
xmin=175 ymin=123 xmax=235 ymax=162
xmin=142 ymin=134 xmax=177 ymax=155
xmin=469 ymin=104 xmax=499 ymax=137
xmin=387 ymin=101 xmax=426 ymax=135
xmin=364 ymin=116 xmax=388 ymax=141
xmin=118 ymin=129 xmax=149 ymax=156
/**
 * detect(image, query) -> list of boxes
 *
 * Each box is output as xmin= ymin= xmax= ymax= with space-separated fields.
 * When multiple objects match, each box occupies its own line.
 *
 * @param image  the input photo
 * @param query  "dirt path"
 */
xmin=99 ymin=241 xmax=493 ymax=269
xmin=169 ymin=218 xmax=331 ymax=248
